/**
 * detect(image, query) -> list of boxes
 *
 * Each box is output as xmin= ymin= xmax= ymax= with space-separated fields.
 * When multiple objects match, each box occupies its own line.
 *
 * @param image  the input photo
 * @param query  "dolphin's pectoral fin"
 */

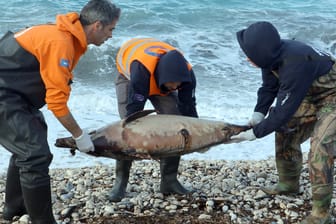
xmin=122 ymin=109 xmax=157 ymax=127
xmin=148 ymin=129 xmax=191 ymax=157
xmin=180 ymin=128 xmax=191 ymax=150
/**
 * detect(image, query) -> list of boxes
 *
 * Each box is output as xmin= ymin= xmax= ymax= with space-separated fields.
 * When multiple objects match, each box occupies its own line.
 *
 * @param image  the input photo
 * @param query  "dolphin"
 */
xmin=55 ymin=110 xmax=250 ymax=160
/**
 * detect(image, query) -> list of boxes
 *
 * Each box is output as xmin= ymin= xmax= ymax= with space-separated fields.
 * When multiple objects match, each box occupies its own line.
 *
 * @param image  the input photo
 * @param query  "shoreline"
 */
xmin=1 ymin=156 xmax=334 ymax=223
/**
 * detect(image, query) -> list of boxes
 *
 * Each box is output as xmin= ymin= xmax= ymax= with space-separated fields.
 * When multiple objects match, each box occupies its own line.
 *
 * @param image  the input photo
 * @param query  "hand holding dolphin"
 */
xmin=55 ymin=110 xmax=251 ymax=160
xmin=230 ymin=129 xmax=256 ymax=143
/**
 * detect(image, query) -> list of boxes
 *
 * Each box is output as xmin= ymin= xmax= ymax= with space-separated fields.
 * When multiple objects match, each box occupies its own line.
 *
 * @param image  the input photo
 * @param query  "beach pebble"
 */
xmin=198 ymin=214 xmax=212 ymax=220
xmin=0 ymin=156 xmax=324 ymax=223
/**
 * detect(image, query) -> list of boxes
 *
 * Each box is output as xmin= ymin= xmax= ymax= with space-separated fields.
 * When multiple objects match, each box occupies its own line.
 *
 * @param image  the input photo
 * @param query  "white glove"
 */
xmin=230 ymin=129 xmax=256 ymax=143
xmin=73 ymin=130 xmax=94 ymax=153
xmin=248 ymin=112 xmax=265 ymax=126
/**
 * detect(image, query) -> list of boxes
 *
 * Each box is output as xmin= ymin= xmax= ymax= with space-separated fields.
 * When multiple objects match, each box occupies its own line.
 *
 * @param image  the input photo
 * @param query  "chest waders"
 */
xmin=0 ymin=32 xmax=56 ymax=223
xmin=3 ymin=156 xmax=27 ymax=220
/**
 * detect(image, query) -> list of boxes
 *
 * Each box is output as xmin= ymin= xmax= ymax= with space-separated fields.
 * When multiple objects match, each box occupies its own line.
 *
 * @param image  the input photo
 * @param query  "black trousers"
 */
xmin=0 ymin=90 xmax=52 ymax=188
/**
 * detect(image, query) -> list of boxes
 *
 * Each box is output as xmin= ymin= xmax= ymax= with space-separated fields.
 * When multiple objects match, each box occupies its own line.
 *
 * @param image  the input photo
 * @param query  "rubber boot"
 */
xmin=160 ymin=156 xmax=192 ymax=195
xmin=22 ymin=183 xmax=56 ymax=224
xmin=261 ymin=160 xmax=301 ymax=195
xmin=3 ymin=157 xmax=27 ymax=221
xmin=300 ymin=184 xmax=333 ymax=224
xmin=108 ymin=159 xmax=132 ymax=202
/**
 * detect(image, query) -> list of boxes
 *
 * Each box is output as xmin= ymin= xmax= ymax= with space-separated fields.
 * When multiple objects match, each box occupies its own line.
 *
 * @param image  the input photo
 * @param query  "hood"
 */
xmin=155 ymin=50 xmax=191 ymax=89
xmin=56 ymin=12 xmax=87 ymax=52
xmin=236 ymin=21 xmax=282 ymax=68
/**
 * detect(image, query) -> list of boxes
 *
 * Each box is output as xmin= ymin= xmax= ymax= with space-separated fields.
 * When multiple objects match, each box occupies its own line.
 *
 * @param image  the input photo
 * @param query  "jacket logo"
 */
xmin=144 ymin=46 xmax=169 ymax=57
xmin=133 ymin=93 xmax=145 ymax=102
xmin=60 ymin=59 xmax=70 ymax=68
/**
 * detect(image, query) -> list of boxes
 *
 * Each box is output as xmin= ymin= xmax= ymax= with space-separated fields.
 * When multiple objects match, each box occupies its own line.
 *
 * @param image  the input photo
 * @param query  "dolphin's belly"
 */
xmin=122 ymin=114 xmax=225 ymax=153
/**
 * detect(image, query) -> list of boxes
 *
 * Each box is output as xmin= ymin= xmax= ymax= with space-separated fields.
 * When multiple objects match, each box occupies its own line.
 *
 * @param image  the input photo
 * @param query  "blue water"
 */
xmin=0 ymin=0 xmax=335 ymax=171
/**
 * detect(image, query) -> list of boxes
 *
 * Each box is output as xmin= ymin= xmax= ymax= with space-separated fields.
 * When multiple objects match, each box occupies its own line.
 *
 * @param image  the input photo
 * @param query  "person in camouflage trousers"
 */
xmin=231 ymin=21 xmax=336 ymax=224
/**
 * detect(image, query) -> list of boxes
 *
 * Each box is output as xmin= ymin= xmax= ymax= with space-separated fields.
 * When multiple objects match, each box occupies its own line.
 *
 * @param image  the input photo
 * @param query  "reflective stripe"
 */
xmin=117 ymin=38 xmax=158 ymax=80
xmin=14 ymin=27 xmax=34 ymax=38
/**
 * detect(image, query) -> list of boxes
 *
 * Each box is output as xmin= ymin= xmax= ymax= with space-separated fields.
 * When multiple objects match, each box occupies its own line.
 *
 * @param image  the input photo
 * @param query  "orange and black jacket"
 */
xmin=0 ymin=12 xmax=87 ymax=117
xmin=116 ymin=38 xmax=198 ymax=117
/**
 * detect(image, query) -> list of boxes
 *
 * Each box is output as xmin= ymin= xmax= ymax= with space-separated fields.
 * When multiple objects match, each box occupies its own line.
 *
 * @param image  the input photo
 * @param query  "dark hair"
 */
xmin=80 ymin=0 xmax=120 ymax=26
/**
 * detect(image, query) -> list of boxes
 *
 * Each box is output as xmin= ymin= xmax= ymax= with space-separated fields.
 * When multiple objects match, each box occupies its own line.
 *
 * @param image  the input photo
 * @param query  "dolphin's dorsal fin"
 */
xmin=122 ymin=109 xmax=156 ymax=127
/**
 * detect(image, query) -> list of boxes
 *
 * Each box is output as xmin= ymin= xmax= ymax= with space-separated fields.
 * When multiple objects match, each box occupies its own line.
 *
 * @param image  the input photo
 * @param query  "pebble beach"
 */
xmin=1 ymin=1 xmax=336 ymax=224
xmin=1 ymin=153 xmax=335 ymax=224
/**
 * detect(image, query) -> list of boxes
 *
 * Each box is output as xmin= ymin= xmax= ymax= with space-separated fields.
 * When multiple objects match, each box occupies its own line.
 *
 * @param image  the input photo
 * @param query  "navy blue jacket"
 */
xmin=126 ymin=50 xmax=198 ymax=118
xmin=236 ymin=21 xmax=334 ymax=138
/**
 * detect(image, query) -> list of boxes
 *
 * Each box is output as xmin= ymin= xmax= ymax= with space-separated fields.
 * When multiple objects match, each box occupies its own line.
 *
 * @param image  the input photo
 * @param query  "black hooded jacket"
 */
xmin=236 ymin=21 xmax=334 ymax=138
xmin=126 ymin=50 xmax=198 ymax=117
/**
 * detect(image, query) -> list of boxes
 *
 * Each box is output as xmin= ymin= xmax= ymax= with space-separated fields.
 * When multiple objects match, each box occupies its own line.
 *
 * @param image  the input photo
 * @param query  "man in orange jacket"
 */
xmin=110 ymin=38 xmax=198 ymax=202
xmin=0 ymin=0 xmax=120 ymax=223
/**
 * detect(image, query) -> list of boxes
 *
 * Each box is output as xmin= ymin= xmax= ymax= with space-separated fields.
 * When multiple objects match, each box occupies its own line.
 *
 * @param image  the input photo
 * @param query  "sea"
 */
xmin=1 ymin=0 xmax=336 ymax=172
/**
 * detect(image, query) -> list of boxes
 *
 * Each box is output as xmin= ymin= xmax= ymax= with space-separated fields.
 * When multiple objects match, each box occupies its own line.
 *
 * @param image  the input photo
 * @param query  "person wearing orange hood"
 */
xmin=0 ymin=0 xmax=120 ymax=223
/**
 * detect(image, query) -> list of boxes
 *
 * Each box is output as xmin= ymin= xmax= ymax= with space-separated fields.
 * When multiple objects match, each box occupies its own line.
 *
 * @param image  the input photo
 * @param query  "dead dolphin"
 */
xmin=55 ymin=110 xmax=250 ymax=160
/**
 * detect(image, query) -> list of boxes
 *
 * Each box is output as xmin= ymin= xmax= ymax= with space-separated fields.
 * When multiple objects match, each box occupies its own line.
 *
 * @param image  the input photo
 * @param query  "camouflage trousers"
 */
xmin=275 ymin=65 xmax=336 ymax=213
